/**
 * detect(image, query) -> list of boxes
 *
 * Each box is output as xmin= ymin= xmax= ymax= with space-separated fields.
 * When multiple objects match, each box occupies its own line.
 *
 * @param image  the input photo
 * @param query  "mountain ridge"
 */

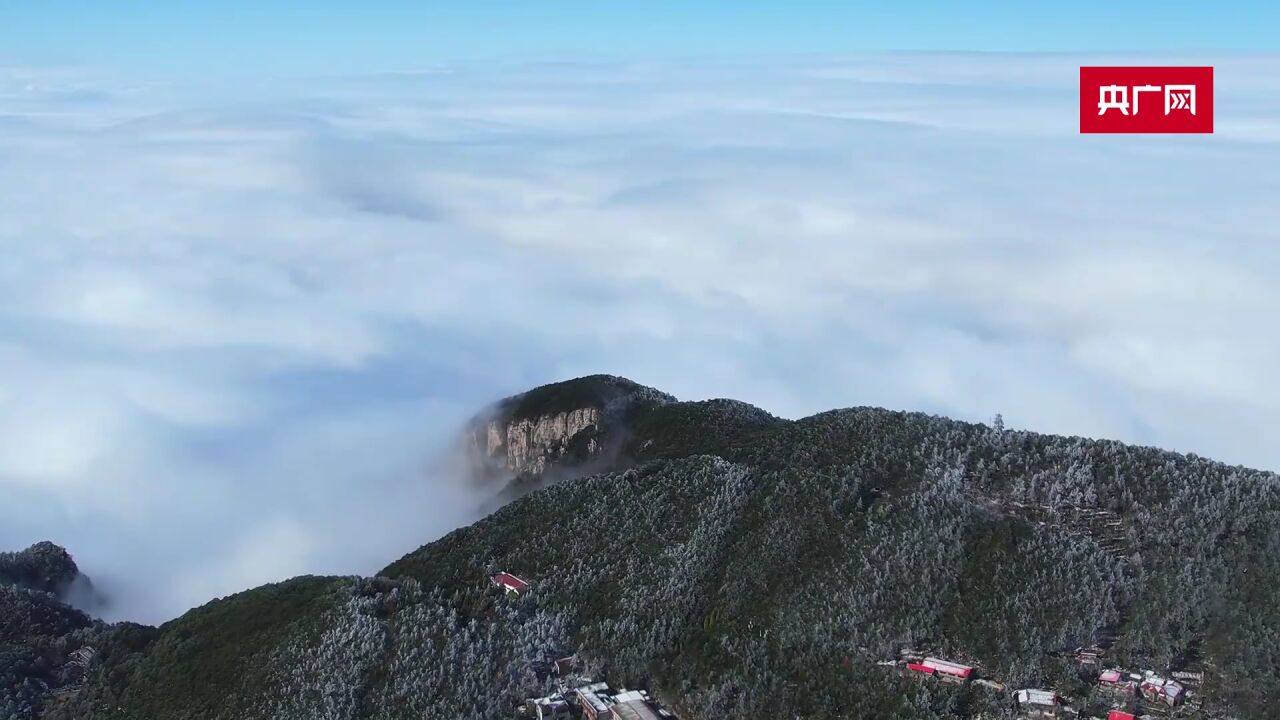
xmin=6 ymin=375 xmax=1279 ymax=720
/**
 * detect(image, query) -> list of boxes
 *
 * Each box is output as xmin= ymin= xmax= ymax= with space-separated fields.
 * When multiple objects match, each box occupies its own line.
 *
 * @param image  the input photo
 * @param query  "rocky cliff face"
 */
xmin=471 ymin=406 xmax=603 ymax=478
xmin=464 ymin=375 xmax=674 ymax=491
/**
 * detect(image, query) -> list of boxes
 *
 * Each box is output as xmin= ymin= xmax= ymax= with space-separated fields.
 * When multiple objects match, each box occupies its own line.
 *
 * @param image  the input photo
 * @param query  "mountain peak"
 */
xmin=0 ymin=541 xmax=108 ymax=615
xmin=0 ymin=541 xmax=81 ymax=596
xmin=493 ymin=374 xmax=676 ymax=422
xmin=464 ymin=375 xmax=675 ymax=490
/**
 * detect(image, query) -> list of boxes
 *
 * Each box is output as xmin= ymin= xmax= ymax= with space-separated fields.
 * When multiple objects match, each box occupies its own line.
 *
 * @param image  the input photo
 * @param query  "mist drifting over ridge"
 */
xmin=2 ymin=53 xmax=1279 ymax=622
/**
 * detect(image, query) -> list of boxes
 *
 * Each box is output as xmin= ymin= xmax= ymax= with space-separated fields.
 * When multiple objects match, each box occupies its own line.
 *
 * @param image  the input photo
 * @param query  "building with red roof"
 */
xmin=489 ymin=572 xmax=531 ymax=595
xmin=907 ymin=657 xmax=974 ymax=684
xmin=1098 ymin=668 xmax=1136 ymax=695
xmin=922 ymin=657 xmax=973 ymax=681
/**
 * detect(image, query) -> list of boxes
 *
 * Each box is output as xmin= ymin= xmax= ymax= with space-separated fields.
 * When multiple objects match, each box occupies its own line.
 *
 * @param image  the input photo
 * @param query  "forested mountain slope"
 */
xmin=1 ymin=543 xmax=131 ymax=719
xmin=14 ymin=376 xmax=1280 ymax=720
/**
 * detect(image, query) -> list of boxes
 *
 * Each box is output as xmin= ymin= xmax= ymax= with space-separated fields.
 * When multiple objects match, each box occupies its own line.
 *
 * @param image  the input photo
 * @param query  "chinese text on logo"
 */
xmin=1080 ymin=67 xmax=1213 ymax=134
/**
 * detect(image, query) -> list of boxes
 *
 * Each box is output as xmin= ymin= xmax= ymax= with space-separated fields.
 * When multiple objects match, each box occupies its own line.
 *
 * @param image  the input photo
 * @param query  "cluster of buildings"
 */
xmin=525 ymin=675 xmax=676 ymax=720
xmin=491 ymin=573 xmax=1201 ymax=720
xmin=49 ymin=645 xmax=97 ymax=701
xmin=575 ymin=684 xmax=673 ymax=720
xmin=891 ymin=649 xmax=1202 ymax=719
xmin=488 ymin=571 xmax=676 ymax=720
xmin=1098 ymin=667 xmax=1188 ymax=707
xmin=901 ymin=655 xmax=1066 ymax=717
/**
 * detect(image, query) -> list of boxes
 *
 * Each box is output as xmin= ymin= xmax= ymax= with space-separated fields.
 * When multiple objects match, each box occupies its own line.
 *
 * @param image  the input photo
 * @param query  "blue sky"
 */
xmin=2 ymin=1 xmax=1278 ymax=76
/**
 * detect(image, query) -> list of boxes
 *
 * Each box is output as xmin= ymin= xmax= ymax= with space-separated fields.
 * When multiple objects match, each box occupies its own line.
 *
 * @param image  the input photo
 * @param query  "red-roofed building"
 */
xmin=489 ymin=572 xmax=530 ymax=595
xmin=1107 ymin=711 xmax=1135 ymax=720
xmin=922 ymin=657 xmax=973 ymax=682
xmin=1098 ymin=669 xmax=1136 ymax=695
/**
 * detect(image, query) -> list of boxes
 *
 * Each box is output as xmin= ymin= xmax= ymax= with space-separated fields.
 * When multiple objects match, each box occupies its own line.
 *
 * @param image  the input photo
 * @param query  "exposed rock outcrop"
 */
xmin=464 ymin=375 xmax=675 ymax=492
xmin=473 ymin=406 xmax=603 ymax=478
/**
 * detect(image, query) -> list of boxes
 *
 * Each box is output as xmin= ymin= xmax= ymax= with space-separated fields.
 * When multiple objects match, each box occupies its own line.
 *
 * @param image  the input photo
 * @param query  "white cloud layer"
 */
xmin=2 ymin=54 xmax=1278 ymax=622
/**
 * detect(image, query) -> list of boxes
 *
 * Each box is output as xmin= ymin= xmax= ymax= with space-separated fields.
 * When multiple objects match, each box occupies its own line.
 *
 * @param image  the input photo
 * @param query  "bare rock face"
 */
xmin=475 ymin=406 xmax=602 ymax=477
xmin=464 ymin=375 xmax=674 ymax=491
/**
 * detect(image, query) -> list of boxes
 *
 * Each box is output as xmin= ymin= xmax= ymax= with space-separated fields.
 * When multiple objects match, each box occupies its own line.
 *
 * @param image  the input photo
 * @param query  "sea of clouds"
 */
xmin=1 ymin=54 xmax=1278 ymax=622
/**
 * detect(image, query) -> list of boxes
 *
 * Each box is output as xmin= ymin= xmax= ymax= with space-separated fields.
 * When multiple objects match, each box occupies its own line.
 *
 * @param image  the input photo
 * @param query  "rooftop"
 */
xmin=922 ymin=657 xmax=974 ymax=677
xmin=575 ymin=684 xmax=613 ymax=713
xmin=1015 ymin=689 xmax=1057 ymax=706
xmin=612 ymin=700 xmax=664 ymax=720
xmin=490 ymin=572 xmax=531 ymax=593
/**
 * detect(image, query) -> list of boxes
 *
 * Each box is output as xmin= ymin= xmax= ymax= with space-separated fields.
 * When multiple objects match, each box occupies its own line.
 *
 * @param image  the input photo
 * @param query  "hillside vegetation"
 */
xmin=10 ymin=377 xmax=1279 ymax=719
